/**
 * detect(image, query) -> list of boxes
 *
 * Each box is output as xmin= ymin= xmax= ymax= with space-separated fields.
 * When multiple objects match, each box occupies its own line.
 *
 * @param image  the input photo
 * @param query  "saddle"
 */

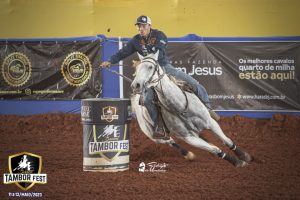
xmin=169 ymin=75 xmax=195 ymax=94
xmin=153 ymin=77 xmax=196 ymax=139
xmin=138 ymin=77 xmax=196 ymax=140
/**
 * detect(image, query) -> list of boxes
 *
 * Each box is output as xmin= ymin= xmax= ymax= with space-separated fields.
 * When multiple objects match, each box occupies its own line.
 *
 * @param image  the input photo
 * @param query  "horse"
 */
xmin=131 ymin=51 xmax=252 ymax=167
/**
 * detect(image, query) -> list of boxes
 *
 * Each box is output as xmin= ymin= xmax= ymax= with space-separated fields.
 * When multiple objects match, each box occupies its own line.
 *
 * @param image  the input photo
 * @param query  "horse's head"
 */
xmin=131 ymin=51 xmax=163 ymax=94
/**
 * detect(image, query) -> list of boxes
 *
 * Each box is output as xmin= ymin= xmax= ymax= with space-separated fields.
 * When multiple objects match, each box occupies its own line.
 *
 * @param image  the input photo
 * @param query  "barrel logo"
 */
xmin=90 ymin=124 xmax=129 ymax=161
xmin=101 ymin=106 xmax=119 ymax=122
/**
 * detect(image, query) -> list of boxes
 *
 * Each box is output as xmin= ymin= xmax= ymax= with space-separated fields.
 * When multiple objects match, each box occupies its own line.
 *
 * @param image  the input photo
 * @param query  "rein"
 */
xmin=104 ymin=64 xmax=132 ymax=83
xmin=105 ymin=67 xmax=133 ymax=83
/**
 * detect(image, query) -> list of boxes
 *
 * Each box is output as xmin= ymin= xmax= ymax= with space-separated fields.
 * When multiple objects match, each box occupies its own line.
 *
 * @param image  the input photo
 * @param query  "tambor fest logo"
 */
xmin=90 ymin=124 xmax=129 ymax=161
xmin=101 ymin=106 xmax=119 ymax=122
xmin=3 ymin=152 xmax=47 ymax=191
xmin=61 ymin=52 xmax=92 ymax=86
xmin=1 ymin=52 xmax=32 ymax=87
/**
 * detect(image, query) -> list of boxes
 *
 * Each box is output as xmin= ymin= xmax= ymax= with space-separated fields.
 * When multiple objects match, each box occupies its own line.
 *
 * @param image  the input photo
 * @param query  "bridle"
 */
xmin=140 ymin=57 xmax=165 ymax=89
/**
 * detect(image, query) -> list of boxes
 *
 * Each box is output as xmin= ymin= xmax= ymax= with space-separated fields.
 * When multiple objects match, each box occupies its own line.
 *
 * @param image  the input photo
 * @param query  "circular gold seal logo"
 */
xmin=61 ymin=52 xmax=92 ymax=87
xmin=1 ymin=52 xmax=32 ymax=87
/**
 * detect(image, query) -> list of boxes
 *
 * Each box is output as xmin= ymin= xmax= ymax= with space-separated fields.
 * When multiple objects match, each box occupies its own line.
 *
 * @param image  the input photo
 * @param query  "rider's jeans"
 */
xmin=143 ymin=63 xmax=211 ymax=125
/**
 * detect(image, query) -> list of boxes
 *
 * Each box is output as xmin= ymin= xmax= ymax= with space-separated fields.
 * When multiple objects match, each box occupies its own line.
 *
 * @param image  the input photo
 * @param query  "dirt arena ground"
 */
xmin=0 ymin=113 xmax=300 ymax=200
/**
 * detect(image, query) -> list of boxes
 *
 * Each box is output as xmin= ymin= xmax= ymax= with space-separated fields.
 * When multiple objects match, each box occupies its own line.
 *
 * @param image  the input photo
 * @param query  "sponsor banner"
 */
xmin=0 ymin=39 xmax=102 ymax=99
xmin=123 ymin=41 xmax=300 ymax=110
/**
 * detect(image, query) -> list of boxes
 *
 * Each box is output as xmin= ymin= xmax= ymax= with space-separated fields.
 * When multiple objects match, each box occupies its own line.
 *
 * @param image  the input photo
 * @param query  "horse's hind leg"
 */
xmin=208 ymin=119 xmax=253 ymax=163
xmin=183 ymin=135 xmax=247 ymax=167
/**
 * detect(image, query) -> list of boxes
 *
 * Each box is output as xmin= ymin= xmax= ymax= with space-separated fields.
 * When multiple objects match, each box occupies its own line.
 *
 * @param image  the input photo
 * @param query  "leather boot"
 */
xmin=152 ymin=114 xmax=170 ymax=140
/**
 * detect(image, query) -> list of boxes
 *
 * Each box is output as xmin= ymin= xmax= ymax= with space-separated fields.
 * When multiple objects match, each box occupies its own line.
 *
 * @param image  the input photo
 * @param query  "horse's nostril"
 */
xmin=136 ymin=83 xmax=140 ymax=88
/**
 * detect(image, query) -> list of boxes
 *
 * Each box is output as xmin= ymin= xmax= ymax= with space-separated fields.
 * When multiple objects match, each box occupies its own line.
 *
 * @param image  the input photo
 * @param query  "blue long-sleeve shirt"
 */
xmin=109 ymin=29 xmax=170 ymax=66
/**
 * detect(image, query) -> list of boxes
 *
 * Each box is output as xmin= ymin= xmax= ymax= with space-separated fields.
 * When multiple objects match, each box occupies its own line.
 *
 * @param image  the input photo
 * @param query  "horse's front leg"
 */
xmin=148 ymin=136 xmax=195 ymax=161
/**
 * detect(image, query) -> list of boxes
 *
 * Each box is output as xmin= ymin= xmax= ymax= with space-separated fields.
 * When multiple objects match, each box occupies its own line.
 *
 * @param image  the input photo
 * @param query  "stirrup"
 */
xmin=138 ymin=95 xmax=144 ymax=106
xmin=152 ymin=125 xmax=170 ymax=140
xmin=209 ymin=109 xmax=220 ymax=121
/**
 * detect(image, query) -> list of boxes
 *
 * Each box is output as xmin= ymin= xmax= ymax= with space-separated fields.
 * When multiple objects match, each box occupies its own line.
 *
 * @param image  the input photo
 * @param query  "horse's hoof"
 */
xmin=238 ymin=152 xmax=253 ymax=163
xmin=235 ymin=160 xmax=248 ymax=167
xmin=233 ymin=147 xmax=253 ymax=163
xmin=243 ymin=152 xmax=253 ymax=163
xmin=184 ymin=151 xmax=195 ymax=161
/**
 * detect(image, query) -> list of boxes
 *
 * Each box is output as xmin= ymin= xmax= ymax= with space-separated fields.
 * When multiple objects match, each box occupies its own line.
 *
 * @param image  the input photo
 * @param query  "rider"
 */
xmin=101 ymin=15 xmax=220 ymax=138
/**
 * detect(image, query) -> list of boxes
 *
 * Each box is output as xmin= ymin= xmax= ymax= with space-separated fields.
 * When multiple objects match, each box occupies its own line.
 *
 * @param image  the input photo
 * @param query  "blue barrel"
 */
xmin=81 ymin=98 xmax=131 ymax=172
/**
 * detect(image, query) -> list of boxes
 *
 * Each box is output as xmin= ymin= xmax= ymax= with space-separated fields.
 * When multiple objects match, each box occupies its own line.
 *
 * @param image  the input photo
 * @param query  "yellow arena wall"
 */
xmin=0 ymin=0 xmax=299 ymax=38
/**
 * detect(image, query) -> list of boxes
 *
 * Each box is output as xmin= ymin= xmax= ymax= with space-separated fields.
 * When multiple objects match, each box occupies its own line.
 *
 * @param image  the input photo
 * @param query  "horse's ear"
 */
xmin=132 ymin=60 xmax=140 ymax=69
xmin=153 ymin=50 xmax=159 ymax=60
xmin=137 ymin=52 xmax=144 ymax=61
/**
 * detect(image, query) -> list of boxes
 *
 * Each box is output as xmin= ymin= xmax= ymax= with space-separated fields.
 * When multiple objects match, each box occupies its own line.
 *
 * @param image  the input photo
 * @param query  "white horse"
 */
xmin=131 ymin=52 xmax=252 ymax=167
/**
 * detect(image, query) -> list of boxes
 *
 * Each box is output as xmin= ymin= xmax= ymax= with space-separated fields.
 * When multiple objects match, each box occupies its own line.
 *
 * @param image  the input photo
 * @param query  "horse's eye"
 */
xmin=149 ymin=66 xmax=153 ymax=70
